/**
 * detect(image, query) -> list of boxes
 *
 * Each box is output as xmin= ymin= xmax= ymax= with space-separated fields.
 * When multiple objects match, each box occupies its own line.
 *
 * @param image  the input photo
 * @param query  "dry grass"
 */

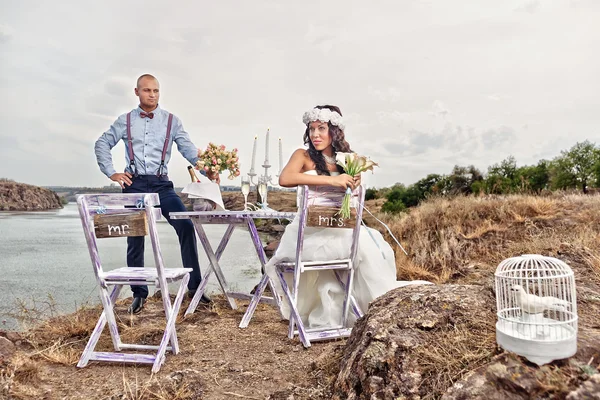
xmin=371 ymin=193 xmax=600 ymax=287
xmin=414 ymin=323 xmax=497 ymax=398
xmin=3 ymin=192 xmax=600 ymax=399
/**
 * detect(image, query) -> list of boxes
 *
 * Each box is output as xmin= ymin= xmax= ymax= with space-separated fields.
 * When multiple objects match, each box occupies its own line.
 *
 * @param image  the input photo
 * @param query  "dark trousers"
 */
xmin=123 ymin=175 xmax=201 ymax=298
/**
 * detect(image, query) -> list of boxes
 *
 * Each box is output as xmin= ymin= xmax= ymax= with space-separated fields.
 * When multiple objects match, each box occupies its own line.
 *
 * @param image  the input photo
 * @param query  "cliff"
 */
xmin=0 ymin=181 xmax=63 ymax=211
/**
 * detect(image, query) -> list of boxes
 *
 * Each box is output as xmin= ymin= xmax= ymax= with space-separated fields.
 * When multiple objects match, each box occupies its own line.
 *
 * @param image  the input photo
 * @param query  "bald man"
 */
xmin=95 ymin=74 xmax=215 ymax=314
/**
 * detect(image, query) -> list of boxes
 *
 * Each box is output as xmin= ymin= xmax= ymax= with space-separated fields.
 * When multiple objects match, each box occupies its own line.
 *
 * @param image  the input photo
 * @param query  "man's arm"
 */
xmin=94 ymin=115 xmax=125 ymax=178
xmin=172 ymin=116 xmax=199 ymax=166
xmin=172 ymin=116 xmax=219 ymax=182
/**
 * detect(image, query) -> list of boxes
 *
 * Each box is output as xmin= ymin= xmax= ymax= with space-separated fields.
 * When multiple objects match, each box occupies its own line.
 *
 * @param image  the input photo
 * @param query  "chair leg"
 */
xmin=341 ymin=267 xmax=355 ymax=327
xmin=239 ymin=273 xmax=270 ymax=328
xmin=159 ymin=281 xmax=179 ymax=354
xmin=78 ymin=285 xmax=122 ymax=368
xmin=334 ymin=270 xmax=364 ymax=319
xmin=277 ymin=270 xmax=311 ymax=348
xmin=98 ymin=285 xmax=123 ymax=352
xmin=152 ymin=274 xmax=189 ymax=373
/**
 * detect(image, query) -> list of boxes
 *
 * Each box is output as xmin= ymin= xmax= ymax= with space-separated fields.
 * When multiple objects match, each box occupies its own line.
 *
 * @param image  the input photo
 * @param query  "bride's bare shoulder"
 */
xmin=289 ymin=148 xmax=315 ymax=172
xmin=291 ymin=148 xmax=309 ymax=157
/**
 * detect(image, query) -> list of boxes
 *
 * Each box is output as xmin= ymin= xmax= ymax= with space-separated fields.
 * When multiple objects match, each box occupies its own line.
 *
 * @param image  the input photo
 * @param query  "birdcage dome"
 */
xmin=494 ymin=254 xmax=577 ymax=365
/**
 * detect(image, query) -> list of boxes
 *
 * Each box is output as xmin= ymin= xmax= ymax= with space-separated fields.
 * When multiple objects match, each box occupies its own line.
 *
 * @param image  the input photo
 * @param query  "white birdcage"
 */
xmin=495 ymin=254 xmax=578 ymax=365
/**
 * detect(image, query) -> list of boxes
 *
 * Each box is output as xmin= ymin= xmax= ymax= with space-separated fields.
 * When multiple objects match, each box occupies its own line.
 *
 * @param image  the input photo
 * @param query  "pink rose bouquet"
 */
xmin=196 ymin=143 xmax=241 ymax=180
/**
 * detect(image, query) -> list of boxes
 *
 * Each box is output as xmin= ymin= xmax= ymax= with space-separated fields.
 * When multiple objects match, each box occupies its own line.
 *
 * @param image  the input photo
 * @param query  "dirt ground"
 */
xmin=3 ymin=294 xmax=343 ymax=400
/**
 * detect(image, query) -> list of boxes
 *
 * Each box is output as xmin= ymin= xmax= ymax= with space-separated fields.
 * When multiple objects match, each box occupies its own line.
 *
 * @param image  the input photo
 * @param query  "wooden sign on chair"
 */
xmin=93 ymin=211 xmax=148 ymax=238
xmin=306 ymin=206 xmax=356 ymax=229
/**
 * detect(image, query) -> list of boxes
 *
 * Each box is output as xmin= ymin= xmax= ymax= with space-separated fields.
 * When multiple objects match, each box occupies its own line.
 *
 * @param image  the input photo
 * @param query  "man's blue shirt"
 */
xmin=95 ymin=105 xmax=198 ymax=177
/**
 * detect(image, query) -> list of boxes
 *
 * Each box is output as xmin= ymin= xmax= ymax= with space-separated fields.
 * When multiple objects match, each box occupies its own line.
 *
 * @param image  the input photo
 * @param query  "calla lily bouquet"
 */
xmin=335 ymin=152 xmax=378 ymax=219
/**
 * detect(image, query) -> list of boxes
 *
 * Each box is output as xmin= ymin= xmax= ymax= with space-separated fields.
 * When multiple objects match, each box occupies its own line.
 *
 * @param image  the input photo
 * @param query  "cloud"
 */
xmin=104 ymin=77 xmax=133 ymax=97
xmin=0 ymin=24 xmax=14 ymax=44
xmin=430 ymin=100 xmax=450 ymax=118
xmin=376 ymin=111 xmax=412 ymax=126
xmin=481 ymin=126 xmax=517 ymax=149
xmin=515 ymin=0 xmax=540 ymax=13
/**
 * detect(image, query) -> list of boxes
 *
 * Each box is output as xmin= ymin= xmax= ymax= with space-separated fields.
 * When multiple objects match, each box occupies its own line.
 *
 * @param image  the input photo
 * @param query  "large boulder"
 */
xmin=442 ymin=328 xmax=600 ymax=399
xmin=332 ymin=284 xmax=497 ymax=399
xmin=332 ymin=283 xmax=600 ymax=400
xmin=0 ymin=181 xmax=62 ymax=211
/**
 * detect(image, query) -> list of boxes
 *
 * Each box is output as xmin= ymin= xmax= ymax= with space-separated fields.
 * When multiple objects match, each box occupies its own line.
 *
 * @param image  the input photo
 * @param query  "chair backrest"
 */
xmin=77 ymin=193 xmax=163 ymax=283
xmin=295 ymin=185 xmax=365 ymax=267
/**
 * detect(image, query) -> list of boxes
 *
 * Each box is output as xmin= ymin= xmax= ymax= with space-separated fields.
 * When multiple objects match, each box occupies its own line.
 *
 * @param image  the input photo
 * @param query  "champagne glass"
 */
xmin=258 ymin=177 xmax=268 ymax=210
xmin=240 ymin=177 xmax=250 ymax=210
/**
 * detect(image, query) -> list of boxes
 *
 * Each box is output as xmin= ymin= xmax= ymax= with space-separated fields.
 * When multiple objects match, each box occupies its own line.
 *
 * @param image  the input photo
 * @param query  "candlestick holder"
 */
xmin=248 ymin=129 xmax=282 ymax=211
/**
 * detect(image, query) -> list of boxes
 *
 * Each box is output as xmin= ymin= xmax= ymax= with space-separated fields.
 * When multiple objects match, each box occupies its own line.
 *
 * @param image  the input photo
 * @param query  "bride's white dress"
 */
xmin=265 ymin=170 xmax=431 ymax=328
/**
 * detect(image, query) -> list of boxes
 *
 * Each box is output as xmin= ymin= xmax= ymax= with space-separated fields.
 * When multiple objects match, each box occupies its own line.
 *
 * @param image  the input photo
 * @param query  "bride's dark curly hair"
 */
xmin=303 ymin=105 xmax=352 ymax=176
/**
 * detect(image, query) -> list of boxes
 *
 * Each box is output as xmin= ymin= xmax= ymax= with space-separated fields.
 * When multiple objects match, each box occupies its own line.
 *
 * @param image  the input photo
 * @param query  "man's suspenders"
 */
xmin=126 ymin=111 xmax=173 ymax=177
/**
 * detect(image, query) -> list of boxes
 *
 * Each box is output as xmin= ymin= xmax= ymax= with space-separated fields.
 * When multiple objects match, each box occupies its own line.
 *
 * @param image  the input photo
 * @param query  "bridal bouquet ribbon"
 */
xmin=335 ymin=152 xmax=378 ymax=219
xmin=196 ymin=143 xmax=241 ymax=180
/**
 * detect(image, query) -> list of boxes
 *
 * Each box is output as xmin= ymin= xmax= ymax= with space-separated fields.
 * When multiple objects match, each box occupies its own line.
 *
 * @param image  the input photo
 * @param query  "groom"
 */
xmin=94 ymin=74 xmax=216 ymax=314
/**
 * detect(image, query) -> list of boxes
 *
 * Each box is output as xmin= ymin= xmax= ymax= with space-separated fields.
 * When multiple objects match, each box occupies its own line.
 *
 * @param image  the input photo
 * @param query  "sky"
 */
xmin=1 ymin=0 xmax=599 ymax=189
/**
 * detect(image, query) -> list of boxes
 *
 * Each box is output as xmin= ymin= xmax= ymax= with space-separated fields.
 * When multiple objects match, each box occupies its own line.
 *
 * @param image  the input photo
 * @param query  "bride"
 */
xmin=265 ymin=105 xmax=431 ymax=329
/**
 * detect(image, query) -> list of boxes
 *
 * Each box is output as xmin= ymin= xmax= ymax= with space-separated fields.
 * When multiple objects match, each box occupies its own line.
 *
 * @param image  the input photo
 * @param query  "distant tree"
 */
xmin=413 ymin=174 xmax=443 ymax=199
xmin=550 ymin=141 xmax=599 ymax=193
xmin=485 ymin=156 xmax=518 ymax=194
xmin=515 ymin=160 xmax=550 ymax=193
xmin=488 ymin=156 xmax=517 ymax=180
xmin=435 ymin=165 xmax=483 ymax=195
xmin=381 ymin=184 xmax=409 ymax=213
xmin=381 ymin=199 xmax=406 ymax=213
xmin=365 ymin=188 xmax=378 ymax=201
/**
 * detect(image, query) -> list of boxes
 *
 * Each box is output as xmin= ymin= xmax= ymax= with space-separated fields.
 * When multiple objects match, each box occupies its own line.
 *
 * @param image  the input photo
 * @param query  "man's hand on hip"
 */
xmin=110 ymin=172 xmax=133 ymax=188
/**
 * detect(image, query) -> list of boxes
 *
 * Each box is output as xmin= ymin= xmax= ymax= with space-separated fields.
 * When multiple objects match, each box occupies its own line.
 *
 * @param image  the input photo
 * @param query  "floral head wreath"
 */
xmin=302 ymin=108 xmax=346 ymax=131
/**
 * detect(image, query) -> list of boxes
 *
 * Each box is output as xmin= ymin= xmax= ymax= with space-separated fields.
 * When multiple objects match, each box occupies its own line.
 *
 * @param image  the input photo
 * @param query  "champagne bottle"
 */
xmin=187 ymin=166 xmax=200 ymax=182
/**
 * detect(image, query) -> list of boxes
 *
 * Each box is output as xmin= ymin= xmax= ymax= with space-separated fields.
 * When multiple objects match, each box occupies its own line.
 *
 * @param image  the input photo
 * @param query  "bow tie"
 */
xmin=140 ymin=112 xmax=154 ymax=119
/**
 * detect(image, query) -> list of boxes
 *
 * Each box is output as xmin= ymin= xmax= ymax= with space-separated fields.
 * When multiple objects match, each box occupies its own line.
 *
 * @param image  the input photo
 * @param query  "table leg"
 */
xmin=242 ymin=217 xmax=284 ymax=320
xmin=190 ymin=220 xmax=237 ymax=310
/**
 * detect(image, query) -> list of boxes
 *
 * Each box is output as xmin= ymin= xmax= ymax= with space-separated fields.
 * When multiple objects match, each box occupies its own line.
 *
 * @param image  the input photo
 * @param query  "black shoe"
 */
xmin=187 ymin=290 xmax=212 ymax=304
xmin=199 ymin=293 xmax=212 ymax=304
xmin=127 ymin=297 xmax=145 ymax=314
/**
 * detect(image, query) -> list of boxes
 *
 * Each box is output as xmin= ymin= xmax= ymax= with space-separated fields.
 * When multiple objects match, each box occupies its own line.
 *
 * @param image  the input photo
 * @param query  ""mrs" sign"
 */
xmin=306 ymin=206 xmax=357 ymax=229
xmin=93 ymin=211 xmax=148 ymax=238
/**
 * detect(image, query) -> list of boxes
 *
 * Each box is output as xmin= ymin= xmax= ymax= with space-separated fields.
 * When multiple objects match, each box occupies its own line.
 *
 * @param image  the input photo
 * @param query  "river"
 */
xmin=0 ymin=203 xmax=265 ymax=330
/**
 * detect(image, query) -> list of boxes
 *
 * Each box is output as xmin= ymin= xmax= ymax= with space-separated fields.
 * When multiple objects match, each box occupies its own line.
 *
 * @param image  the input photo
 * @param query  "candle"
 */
xmin=250 ymin=135 xmax=258 ymax=172
xmin=264 ymin=128 xmax=270 ymax=165
xmin=278 ymin=137 xmax=283 ymax=174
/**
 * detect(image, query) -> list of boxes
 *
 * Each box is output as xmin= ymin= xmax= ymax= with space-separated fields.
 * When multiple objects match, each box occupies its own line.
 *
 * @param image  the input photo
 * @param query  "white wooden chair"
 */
xmin=76 ymin=193 xmax=191 ymax=373
xmin=257 ymin=185 xmax=366 ymax=348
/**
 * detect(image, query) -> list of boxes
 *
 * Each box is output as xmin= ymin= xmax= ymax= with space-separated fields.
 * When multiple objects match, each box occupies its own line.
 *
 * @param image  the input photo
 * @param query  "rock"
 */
xmin=264 ymin=240 xmax=280 ymax=257
xmin=149 ymin=369 xmax=204 ymax=398
xmin=441 ymin=329 xmax=600 ymax=399
xmin=0 ymin=181 xmax=62 ymax=211
xmin=0 ymin=336 xmax=16 ymax=359
xmin=5 ymin=331 xmax=22 ymax=343
xmin=332 ymin=284 xmax=497 ymax=399
xmin=566 ymin=374 xmax=600 ymax=399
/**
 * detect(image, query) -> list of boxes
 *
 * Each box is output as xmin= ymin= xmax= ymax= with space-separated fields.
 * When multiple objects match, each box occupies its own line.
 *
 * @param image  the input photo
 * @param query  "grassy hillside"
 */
xmin=1 ymin=192 xmax=599 ymax=399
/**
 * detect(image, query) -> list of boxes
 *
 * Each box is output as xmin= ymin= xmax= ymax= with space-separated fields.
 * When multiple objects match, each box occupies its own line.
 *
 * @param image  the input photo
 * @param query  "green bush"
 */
xmin=381 ymin=199 xmax=406 ymax=214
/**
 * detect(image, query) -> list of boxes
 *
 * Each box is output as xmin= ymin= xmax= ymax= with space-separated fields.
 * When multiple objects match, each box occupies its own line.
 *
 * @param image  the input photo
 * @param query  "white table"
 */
xmin=169 ymin=210 xmax=296 ymax=323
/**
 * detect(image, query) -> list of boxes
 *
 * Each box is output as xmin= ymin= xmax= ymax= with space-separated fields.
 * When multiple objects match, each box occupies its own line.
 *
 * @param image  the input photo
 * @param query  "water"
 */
xmin=0 ymin=203 xmax=265 ymax=330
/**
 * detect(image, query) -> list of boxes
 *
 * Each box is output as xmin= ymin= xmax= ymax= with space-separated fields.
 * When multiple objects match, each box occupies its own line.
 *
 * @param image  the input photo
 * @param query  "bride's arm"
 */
xmin=278 ymin=149 xmax=357 ymax=189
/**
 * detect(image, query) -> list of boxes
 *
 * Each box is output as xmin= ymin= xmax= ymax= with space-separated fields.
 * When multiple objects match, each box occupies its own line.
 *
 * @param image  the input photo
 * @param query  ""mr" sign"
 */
xmin=306 ymin=206 xmax=357 ymax=229
xmin=93 ymin=211 xmax=148 ymax=239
